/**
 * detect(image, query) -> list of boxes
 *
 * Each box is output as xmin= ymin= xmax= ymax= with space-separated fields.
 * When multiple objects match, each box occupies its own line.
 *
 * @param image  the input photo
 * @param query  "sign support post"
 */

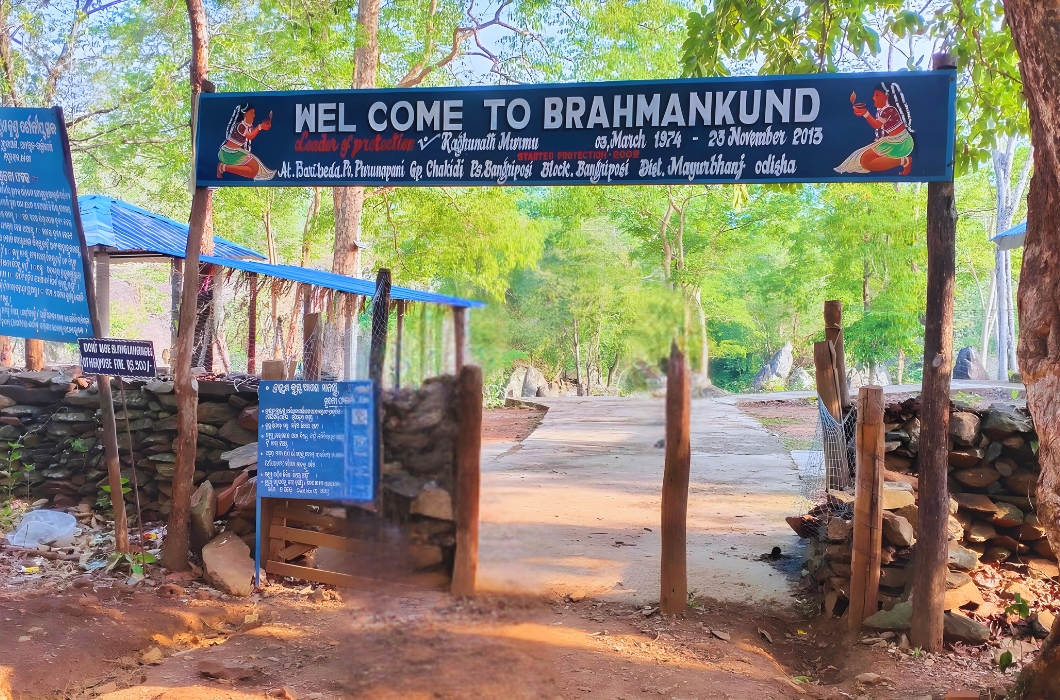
xmin=910 ymin=52 xmax=959 ymax=653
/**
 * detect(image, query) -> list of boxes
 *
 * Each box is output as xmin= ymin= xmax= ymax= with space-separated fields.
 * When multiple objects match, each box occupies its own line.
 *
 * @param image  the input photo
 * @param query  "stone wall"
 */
xmin=802 ymin=399 xmax=1056 ymax=636
xmin=1 ymin=368 xmax=459 ymax=579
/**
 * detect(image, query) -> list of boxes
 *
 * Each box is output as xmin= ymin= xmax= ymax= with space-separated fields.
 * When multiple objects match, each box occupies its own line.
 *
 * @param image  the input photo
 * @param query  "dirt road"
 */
xmin=478 ymin=397 xmax=803 ymax=605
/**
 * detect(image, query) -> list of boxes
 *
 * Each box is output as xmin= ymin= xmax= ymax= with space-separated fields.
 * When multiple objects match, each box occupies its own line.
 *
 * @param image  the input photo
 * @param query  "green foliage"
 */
xmin=681 ymin=1 xmax=1025 ymax=176
xmin=998 ymin=650 xmax=1014 ymax=672
xmin=1004 ymin=592 xmax=1030 ymax=619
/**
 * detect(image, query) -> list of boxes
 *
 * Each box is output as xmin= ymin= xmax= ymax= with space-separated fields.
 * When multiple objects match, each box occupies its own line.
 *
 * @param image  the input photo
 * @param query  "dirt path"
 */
xmin=477 ymin=397 xmax=803 ymax=605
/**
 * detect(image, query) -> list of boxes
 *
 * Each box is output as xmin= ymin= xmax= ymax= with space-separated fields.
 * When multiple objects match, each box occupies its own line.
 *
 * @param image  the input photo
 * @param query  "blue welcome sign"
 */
xmin=257 ymin=380 xmax=376 ymax=502
xmin=0 ymin=107 xmax=94 ymax=342
xmin=195 ymin=71 xmax=955 ymax=188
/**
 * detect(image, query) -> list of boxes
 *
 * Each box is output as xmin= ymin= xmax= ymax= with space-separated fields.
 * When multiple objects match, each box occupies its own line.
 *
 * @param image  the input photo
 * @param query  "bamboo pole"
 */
xmin=848 ymin=385 xmax=884 ymax=630
xmin=660 ymin=341 xmax=691 ymax=615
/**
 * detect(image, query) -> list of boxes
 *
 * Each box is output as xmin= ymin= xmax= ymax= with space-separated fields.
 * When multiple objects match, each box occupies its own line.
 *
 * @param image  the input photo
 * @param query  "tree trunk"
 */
xmin=981 ymin=272 xmax=997 ymax=363
xmin=161 ymin=0 xmax=210 ymax=572
xmin=573 ymin=318 xmax=582 ymax=394
xmin=996 ymin=248 xmax=1010 ymax=380
xmin=909 ymin=70 xmax=957 ymax=650
xmin=0 ymin=336 xmax=11 ymax=366
xmin=25 ymin=339 xmax=43 ymax=370
xmin=331 ymin=0 xmax=379 ymax=278
xmin=1004 ymin=3 xmax=1060 ymax=695
xmin=1006 ymin=249 xmax=1019 ymax=373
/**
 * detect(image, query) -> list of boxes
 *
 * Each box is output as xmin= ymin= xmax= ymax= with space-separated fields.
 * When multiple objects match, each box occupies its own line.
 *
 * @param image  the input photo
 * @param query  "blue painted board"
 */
xmin=257 ymin=380 xmax=376 ymax=502
xmin=0 ymin=107 xmax=94 ymax=341
xmin=195 ymin=71 xmax=955 ymax=188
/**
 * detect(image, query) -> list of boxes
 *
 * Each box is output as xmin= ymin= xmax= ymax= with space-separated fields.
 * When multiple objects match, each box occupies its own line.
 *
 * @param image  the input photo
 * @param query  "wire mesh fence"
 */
xmin=792 ymin=398 xmax=858 ymax=538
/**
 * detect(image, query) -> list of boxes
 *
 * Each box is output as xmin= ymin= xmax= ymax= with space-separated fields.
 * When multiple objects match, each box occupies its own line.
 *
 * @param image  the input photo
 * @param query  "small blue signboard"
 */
xmin=195 ymin=70 xmax=955 ymax=188
xmin=257 ymin=380 xmax=376 ymax=502
xmin=0 ymin=107 xmax=94 ymax=342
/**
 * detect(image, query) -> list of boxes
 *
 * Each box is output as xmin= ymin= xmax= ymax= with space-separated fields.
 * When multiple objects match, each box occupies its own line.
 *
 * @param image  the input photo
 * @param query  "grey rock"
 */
xmin=752 ymin=342 xmax=794 ymax=391
xmin=787 ymin=367 xmax=814 ymax=391
xmin=219 ymin=419 xmax=256 ymax=445
xmin=0 ymin=424 xmax=20 ymax=440
xmin=197 ymin=402 xmax=237 ymax=426
xmin=410 ymin=487 xmax=454 ymax=521
xmin=220 ymin=442 xmax=258 ymax=469
xmin=505 ymin=365 xmax=551 ymax=398
xmin=948 ymin=541 xmax=981 ymax=571
xmin=190 ymin=479 xmax=216 ymax=552
xmin=0 ymin=385 xmax=69 ymax=406
xmin=948 ymin=412 xmax=981 ymax=446
xmin=954 ymin=346 xmax=988 ymax=380
xmin=864 ymin=601 xmax=912 ymax=631
xmin=943 ymin=612 xmax=991 ymax=644
xmin=982 ymin=403 xmax=1033 ymax=439
xmin=64 ymin=389 xmax=101 ymax=407
xmin=145 ymin=380 xmax=174 ymax=394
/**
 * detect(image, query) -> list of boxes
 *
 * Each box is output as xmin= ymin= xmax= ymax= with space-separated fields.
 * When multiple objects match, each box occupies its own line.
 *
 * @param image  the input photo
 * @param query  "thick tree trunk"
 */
xmin=161 ymin=0 xmax=210 ymax=572
xmin=1006 ymin=2 xmax=1060 ymax=696
xmin=331 ymin=0 xmax=379 ymax=278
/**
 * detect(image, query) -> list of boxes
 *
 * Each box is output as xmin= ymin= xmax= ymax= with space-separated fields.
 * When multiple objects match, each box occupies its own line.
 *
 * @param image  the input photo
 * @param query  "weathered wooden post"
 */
xmin=910 ymin=53 xmax=958 ymax=653
xmin=812 ymin=341 xmax=842 ymax=421
xmin=25 ymin=339 xmax=43 ymax=371
xmin=247 ymin=272 xmax=258 ymax=375
xmin=660 ymin=341 xmax=691 ymax=615
xmin=394 ymin=300 xmax=405 ymax=388
xmin=824 ymin=301 xmax=850 ymax=408
xmin=848 ymin=385 xmax=884 ymax=629
xmin=453 ymin=306 xmax=467 ymax=371
xmin=452 ymin=364 xmax=482 ymax=597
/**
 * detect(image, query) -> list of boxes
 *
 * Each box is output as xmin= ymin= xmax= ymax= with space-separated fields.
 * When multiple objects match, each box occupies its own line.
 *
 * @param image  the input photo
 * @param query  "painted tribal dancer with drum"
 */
xmin=835 ymin=82 xmax=915 ymax=176
xmin=217 ymin=104 xmax=276 ymax=180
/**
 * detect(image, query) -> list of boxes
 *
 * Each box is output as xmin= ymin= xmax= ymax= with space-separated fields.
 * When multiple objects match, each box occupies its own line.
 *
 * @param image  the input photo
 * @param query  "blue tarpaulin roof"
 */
xmin=79 ymin=195 xmax=266 ymax=260
xmin=990 ymin=220 xmax=1026 ymax=251
xmin=201 ymin=255 xmax=485 ymax=308
xmin=79 ymin=194 xmax=484 ymax=308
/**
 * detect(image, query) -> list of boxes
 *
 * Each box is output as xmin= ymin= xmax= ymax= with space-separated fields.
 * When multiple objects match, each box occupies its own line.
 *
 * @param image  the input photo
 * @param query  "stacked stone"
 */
xmin=0 ymin=370 xmax=259 ymax=522
xmin=380 ymin=376 xmax=459 ymax=570
xmin=804 ymin=399 xmax=1056 ymax=625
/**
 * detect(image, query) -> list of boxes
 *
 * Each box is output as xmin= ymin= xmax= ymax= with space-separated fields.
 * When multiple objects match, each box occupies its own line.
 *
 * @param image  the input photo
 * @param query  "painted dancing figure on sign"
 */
xmin=835 ymin=83 xmax=914 ymax=176
xmin=217 ymin=104 xmax=276 ymax=180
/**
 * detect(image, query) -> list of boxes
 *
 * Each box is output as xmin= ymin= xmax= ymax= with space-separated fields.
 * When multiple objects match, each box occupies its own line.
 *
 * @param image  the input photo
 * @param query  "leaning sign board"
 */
xmin=0 ymin=107 xmax=94 ymax=341
xmin=195 ymin=71 xmax=955 ymax=188
xmin=78 ymin=338 xmax=156 ymax=378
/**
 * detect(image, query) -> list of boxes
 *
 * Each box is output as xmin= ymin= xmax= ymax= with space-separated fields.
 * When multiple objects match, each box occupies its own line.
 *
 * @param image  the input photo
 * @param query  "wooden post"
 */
xmin=910 ymin=52 xmax=958 ymax=653
xmin=824 ymin=301 xmax=849 ymax=407
xmin=660 ymin=341 xmax=691 ymax=615
xmin=0 ymin=336 xmax=11 ymax=366
xmin=96 ymin=251 xmax=111 ymax=336
xmin=247 ymin=271 xmax=258 ymax=375
xmin=369 ymin=269 xmax=391 ymax=384
xmin=171 ymin=259 xmax=182 ymax=355
xmin=97 ymin=376 xmax=129 ymax=553
xmin=453 ymin=306 xmax=467 ymax=371
xmin=25 ymin=339 xmax=44 ymax=371
xmin=303 ymin=311 xmax=321 ymax=380
xmin=452 ymin=364 xmax=483 ymax=597
xmin=812 ymin=341 xmax=842 ymax=420
xmin=848 ymin=385 xmax=884 ymax=630
xmin=394 ymin=300 xmax=404 ymax=388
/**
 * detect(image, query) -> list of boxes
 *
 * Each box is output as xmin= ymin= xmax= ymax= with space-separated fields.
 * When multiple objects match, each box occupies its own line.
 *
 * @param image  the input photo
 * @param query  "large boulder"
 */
xmin=202 ymin=532 xmax=255 ymax=596
xmin=752 ymin=342 xmax=793 ymax=391
xmin=505 ymin=366 xmax=550 ymax=399
xmin=787 ymin=367 xmax=814 ymax=391
xmin=954 ymin=346 xmax=988 ymax=380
